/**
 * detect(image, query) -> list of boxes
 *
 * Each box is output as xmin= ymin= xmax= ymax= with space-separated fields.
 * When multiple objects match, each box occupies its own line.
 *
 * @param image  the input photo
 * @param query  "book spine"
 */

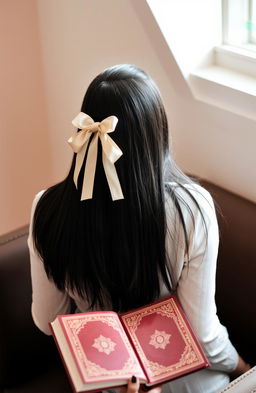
xmin=119 ymin=317 xmax=150 ymax=383
xmin=49 ymin=322 xmax=77 ymax=393
xmin=171 ymin=296 xmax=210 ymax=367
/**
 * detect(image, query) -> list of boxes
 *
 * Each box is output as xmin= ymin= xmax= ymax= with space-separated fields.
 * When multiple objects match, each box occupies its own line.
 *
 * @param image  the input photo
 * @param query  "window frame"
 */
xmin=222 ymin=0 xmax=256 ymax=50
xmin=249 ymin=0 xmax=256 ymax=44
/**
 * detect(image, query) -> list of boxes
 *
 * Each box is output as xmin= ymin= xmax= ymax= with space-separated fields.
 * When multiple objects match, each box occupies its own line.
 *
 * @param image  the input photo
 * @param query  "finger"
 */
xmin=140 ymin=384 xmax=162 ymax=393
xmin=127 ymin=375 xmax=140 ymax=393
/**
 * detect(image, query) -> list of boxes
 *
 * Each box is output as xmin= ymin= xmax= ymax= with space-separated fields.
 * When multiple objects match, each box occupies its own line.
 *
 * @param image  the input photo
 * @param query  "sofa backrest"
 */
xmin=201 ymin=180 xmax=256 ymax=367
xmin=0 ymin=227 xmax=58 ymax=388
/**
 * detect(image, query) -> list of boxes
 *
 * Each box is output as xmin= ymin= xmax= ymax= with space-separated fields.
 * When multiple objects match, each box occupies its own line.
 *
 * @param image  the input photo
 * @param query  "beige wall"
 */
xmin=0 ymin=0 xmax=53 ymax=235
xmin=1 ymin=0 xmax=255 ymax=235
xmin=35 ymin=0 xmax=256 ymax=202
xmin=35 ymin=0 xmax=177 ymax=181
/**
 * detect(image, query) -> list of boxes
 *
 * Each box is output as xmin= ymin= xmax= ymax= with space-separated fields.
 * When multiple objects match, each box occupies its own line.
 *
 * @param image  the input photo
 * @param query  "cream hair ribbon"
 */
xmin=68 ymin=112 xmax=124 ymax=201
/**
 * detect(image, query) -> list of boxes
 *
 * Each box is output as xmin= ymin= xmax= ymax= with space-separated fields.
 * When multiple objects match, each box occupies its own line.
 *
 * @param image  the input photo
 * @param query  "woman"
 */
xmin=28 ymin=64 xmax=250 ymax=393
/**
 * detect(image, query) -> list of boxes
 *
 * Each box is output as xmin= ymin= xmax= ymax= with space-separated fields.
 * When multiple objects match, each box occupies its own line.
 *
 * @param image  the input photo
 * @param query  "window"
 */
xmin=222 ymin=0 xmax=256 ymax=51
xmin=144 ymin=0 xmax=256 ymax=120
xmin=249 ymin=0 xmax=256 ymax=43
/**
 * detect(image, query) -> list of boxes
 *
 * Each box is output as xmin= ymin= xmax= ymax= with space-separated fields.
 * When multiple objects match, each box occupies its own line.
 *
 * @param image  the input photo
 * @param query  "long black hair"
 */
xmin=33 ymin=64 xmax=200 ymax=312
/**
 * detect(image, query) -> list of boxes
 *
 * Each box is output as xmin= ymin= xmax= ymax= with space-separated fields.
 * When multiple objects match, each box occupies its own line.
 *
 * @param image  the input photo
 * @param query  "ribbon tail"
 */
xmin=81 ymin=134 xmax=98 ymax=200
xmin=102 ymin=152 xmax=124 ymax=201
xmin=73 ymin=141 xmax=89 ymax=187
xmin=100 ymin=134 xmax=123 ymax=164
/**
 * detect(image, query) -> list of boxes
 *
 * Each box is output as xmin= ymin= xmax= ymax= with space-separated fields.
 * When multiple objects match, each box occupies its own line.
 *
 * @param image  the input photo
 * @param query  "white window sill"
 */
xmin=143 ymin=0 xmax=256 ymax=121
xmin=215 ymin=45 xmax=256 ymax=77
xmin=188 ymin=46 xmax=256 ymax=121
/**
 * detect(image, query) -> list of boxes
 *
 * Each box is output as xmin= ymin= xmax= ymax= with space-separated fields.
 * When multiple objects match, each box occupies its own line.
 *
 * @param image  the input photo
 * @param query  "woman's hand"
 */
xmin=119 ymin=376 xmax=162 ymax=393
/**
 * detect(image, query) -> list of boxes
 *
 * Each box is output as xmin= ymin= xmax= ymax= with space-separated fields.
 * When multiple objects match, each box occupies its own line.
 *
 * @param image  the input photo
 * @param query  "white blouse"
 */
xmin=28 ymin=183 xmax=239 ymax=393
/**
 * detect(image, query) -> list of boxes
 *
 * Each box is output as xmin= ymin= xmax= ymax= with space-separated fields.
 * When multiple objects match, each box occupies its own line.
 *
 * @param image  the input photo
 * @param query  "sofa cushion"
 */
xmin=3 ymin=364 xmax=72 ymax=393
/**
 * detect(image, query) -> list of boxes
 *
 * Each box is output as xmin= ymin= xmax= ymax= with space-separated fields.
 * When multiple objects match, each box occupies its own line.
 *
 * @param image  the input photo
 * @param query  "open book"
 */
xmin=50 ymin=296 xmax=209 ymax=393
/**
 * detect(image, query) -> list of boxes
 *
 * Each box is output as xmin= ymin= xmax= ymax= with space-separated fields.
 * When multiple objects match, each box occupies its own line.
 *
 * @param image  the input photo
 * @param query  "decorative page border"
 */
xmin=121 ymin=297 xmax=207 ymax=383
xmin=59 ymin=312 xmax=144 ymax=384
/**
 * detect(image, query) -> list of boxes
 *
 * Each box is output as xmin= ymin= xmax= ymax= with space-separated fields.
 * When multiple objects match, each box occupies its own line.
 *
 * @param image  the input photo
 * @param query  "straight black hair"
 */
xmin=33 ymin=64 xmax=203 ymax=312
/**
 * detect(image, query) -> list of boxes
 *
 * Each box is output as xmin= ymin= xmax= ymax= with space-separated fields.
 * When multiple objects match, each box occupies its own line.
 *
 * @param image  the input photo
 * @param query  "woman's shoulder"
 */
xmin=34 ymin=189 xmax=46 ymax=201
xmin=29 ymin=190 xmax=46 ymax=220
xmin=28 ymin=190 xmax=46 ymax=246
xmin=167 ymin=181 xmax=213 ymax=203
xmin=32 ymin=189 xmax=46 ymax=208
xmin=165 ymin=182 xmax=216 ymax=219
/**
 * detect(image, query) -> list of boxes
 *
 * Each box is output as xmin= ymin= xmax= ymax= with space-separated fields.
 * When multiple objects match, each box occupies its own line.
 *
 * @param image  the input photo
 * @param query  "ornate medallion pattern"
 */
xmin=92 ymin=335 xmax=116 ymax=355
xmin=149 ymin=330 xmax=171 ymax=350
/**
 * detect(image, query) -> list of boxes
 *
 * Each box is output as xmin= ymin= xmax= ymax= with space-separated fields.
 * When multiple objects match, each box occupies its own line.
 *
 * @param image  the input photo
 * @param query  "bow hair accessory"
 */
xmin=68 ymin=112 xmax=124 ymax=201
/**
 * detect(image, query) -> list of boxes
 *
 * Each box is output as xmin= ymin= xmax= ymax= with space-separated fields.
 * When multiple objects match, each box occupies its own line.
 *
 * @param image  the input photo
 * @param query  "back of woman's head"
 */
xmin=80 ymin=64 xmax=169 ymax=204
xmin=33 ymin=64 xmax=180 ymax=312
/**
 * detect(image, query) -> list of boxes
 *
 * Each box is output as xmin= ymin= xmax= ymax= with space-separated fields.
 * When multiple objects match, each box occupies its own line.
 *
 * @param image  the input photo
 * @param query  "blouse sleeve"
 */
xmin=27 ymin=191 xmax=71 ymax=335
xmin=173 ymin=184 xmax=239 ymax=373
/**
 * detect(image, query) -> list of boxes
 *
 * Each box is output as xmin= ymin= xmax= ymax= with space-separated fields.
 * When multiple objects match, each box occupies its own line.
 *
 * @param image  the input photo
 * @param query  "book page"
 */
xmin=120 ymin=297 xmax=208 ymax=385
xmin=57 ymin=312 xmax=147 ymax=386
